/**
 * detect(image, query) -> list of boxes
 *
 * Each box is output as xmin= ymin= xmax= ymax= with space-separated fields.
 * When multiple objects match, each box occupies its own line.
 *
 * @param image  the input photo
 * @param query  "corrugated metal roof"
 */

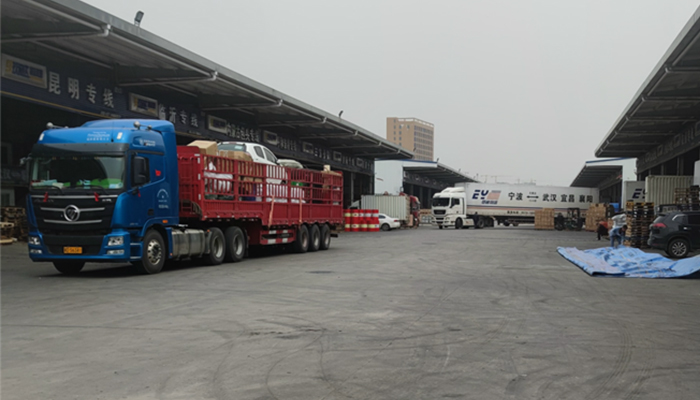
xmin=1 ymin=0 xmax=413 ymax=160
xmin=403 ymin=161 xmax=477 ymax=184
xmin=570 ymin=165 xmax=622 ymax=188
xmin=596 ymin=4 xmax=700 ymax=158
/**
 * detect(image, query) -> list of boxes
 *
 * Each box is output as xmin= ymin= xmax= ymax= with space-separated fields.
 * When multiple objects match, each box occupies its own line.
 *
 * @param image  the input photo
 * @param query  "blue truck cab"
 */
xmin=26 ymin=119 xmax=180 ymax=274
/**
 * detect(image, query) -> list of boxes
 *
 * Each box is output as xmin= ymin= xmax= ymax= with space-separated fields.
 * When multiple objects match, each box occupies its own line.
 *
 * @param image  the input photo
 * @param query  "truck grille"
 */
xmin=433 ymin=210 xmax=445 ymax=215
xmin=32 ymin=195 xmax=116 ymax=234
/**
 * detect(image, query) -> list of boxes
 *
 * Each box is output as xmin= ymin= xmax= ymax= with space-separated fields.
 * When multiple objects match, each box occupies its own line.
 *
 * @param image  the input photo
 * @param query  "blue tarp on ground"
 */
xmin=557 ymin=247 xmax=700 ymax=278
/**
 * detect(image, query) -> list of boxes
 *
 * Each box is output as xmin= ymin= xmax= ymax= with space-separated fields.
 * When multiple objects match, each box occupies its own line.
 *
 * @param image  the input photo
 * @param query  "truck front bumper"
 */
xmin=436 ymin=216 xmax=474 ymax=228
xmin=27 ymin=231 xmax=143 ymax=263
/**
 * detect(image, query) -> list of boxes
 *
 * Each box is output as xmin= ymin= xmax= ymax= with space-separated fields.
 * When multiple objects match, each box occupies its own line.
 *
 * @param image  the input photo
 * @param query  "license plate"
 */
xmin=63 ymin=246 xmax=82 ymax=254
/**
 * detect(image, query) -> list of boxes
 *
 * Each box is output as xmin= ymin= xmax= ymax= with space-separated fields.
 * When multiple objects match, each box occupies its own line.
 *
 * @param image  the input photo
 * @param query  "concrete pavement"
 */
xmin=2 ymin=226 xmax=699 ymax=399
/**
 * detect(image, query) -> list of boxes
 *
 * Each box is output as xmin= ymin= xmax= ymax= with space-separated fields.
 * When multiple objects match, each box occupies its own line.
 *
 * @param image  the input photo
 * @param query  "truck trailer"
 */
xmin=432 ymin=183 xmax=599 ymax=229
xmin=26 ymin=119 xmax=343 ymax=275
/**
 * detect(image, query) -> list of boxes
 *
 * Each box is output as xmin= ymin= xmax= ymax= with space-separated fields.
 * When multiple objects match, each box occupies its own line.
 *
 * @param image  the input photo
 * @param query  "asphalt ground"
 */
xmin=2 ymin=225 xmax=699 ymax=400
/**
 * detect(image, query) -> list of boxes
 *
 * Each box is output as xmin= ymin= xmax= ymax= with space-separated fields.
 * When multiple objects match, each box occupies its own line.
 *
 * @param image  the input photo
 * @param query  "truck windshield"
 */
xmin=30 ymin=155 xmax=126 ymax=190
xmin=432 ymin=198 xmax=450 ymax=207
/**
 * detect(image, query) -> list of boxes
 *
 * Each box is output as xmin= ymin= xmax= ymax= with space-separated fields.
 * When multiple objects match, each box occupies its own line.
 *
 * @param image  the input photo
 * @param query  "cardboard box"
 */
xmin=218 ymin=150 xmax=252 ymax=162
xmin=188 ymin=140 xmax=218 ymax=156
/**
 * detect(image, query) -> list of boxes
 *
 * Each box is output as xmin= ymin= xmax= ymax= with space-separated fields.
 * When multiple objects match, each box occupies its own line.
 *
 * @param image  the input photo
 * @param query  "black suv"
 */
xmin=648 ymin=211 xmax=700 ymax=258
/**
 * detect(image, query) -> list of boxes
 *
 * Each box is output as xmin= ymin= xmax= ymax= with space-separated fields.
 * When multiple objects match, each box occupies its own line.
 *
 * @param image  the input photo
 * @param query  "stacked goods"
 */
xmin=218 ymin=149 xmax=253 ymax=161
xmin=342 ymin=209 xmax=379 ymax=232
xmin=534 ymin=208 xmax=555 ymax=230
xmin=370 ymin=209 xmax=380 ymax=232
xmin=2 ymin=207 xmax=27 ymax=241
xmin=584 ymin=204 xmax=608 ymax=232
xmin=187 ymin=140 xmax=218 ymax=156
xmin=674 ymin=186 xmax=699 ymax=211
xmin=625 ymin=202 xmax=654 ymax=249
xmin=343 ymin=209 xmax=352 ymax=231
xmin=1 ymin=222 xmax=14 ymax=245
xmin=419 ymin=209 xmax=434 ymax=225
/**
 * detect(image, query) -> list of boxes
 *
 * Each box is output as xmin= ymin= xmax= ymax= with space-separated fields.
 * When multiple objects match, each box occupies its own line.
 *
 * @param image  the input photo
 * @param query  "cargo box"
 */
xmin=188 ymin=140 xmax=218 ymax=156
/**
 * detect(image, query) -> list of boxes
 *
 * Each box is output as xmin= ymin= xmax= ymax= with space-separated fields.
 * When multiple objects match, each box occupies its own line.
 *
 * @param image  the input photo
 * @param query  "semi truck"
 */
xmin=25 ymin=119 xmax=343 ymax=275
xmin=431 ymin=183 xmax=598 ymax=229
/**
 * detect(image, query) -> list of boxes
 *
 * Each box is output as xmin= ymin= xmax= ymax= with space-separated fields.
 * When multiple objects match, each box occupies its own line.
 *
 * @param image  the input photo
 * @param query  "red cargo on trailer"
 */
xmin=176 ymin=146 xmax=343 ymax=260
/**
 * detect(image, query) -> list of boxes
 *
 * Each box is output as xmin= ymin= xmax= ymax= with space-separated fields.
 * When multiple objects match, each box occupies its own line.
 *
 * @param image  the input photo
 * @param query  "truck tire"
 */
xmin=512 ymin=221 xmax=519 ymax=227
xmin=224 ymin=226 xmax=246 ymax=263
xmin=293 ymin=225 xmax=309 ymax=253
xmin=319 ymin=224 xmax=331 ymax=250
xmin=503 ymin=221 xmax=511 ymax=227
xmin=309 ymin=224 xmax=321 ymax=252
xmin=476 ymin=218 xmax=485 ymax=229
xmin=133 ymin=230 xmax=166 ymax=274
xmin=455 ymin=218 xmax=463 ymax=229
xmin=53 ymin=261 xmax=85 ymax=275
xmin=204 ymin=227 xmax=226 ymax=266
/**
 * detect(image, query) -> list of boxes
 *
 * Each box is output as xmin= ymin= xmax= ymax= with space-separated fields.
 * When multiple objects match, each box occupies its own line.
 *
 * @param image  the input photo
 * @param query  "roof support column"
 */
xmin=350 ymin=172 xmax=355 ymax=206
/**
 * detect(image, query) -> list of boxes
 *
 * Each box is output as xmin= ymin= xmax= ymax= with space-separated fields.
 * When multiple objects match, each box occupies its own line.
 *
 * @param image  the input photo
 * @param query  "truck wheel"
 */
xmin=667 ymin=238 xmax=689 ymax=258
xmin=512 ymin=221 xmax=519 ymax=227
xmin=134 ymin=230 xmax=165 ymax=274
xmin=224 ymin=226 xmax=246 ymax=262
xmin=293 ymin=225 xmax=309 ymax=253
xmin=309 ymin=224 xmax=321 ymax=252
xmin=476 ymin=219 xmax=485 ymax=229
xmin=319 ymin=224 xmax=331 ymax=250
xmin=204 ymin=227 xmax=226 ymax=265
xmin=455 ymin=218 xmax=463 ymax=229
xmin=503 ymin=221 xmax=511 ymax=227
xmin=53 ymin=261 xmax=85 ymax=275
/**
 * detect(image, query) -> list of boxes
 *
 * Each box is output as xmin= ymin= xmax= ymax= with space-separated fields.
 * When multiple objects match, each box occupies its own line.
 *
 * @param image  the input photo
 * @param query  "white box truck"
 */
xmin=431 ymin=183 xmax=599 ymax=229
xmin=623 ymin=181 xmax=646 ymax=204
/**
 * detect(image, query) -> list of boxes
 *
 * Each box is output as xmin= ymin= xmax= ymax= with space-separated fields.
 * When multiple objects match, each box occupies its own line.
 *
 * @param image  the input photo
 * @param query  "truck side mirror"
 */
xmin=132 ymin=156 xmax=149 ymax=186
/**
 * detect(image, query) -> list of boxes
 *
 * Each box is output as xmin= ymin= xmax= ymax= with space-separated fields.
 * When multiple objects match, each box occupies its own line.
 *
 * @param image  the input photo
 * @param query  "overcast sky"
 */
xmin=85 ymin=0 xmax=700 ymax=186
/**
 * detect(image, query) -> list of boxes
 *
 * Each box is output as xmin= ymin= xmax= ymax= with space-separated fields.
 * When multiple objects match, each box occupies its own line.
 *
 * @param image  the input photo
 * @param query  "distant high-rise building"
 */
xmin=386 ymin=117 xmax=434 ymax=161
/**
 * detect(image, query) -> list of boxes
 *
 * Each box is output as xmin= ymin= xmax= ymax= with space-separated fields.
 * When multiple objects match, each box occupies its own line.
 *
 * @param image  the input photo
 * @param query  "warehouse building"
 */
xmin=1 ymin=0 xmax=411 ymax=208
xmin=375 ymin=160 xmax=477 ymax=207
xmin=595 ymin=5 xmax=700 ymax=185
xmin=570 ymin=158 xmax=637 ymax=204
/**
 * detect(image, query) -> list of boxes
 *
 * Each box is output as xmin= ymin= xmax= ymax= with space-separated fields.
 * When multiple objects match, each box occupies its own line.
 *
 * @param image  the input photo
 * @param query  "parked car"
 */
xmin=217 ymin=142 xmax=292 ymax=198
xmin=648 ymin=211 xmax=700 ymax=258
xmin=378 ymin=213 xmax=401 ymax=231
xmin=218 ymin=142 xmax=279 ymax=165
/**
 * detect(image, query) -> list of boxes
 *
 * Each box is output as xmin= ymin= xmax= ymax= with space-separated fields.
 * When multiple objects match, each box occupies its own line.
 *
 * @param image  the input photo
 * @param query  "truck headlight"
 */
xmin=29 ymin=236 xmax=41 ymax=246
xmin=107 ymin=236 xmax=124 ymax=246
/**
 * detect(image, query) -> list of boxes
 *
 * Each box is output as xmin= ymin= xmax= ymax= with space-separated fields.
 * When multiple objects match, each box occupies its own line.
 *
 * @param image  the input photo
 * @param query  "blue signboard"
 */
xmin=0 ymin=53 xmax=373 ymax=174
